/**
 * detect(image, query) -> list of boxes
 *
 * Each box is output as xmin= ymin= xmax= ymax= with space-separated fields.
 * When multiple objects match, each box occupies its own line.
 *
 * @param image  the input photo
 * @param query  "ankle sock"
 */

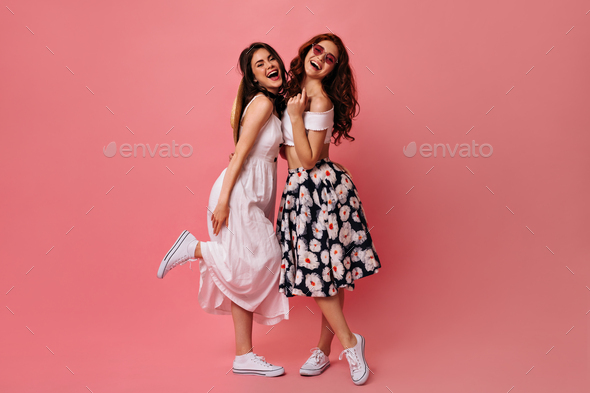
xmin=235 ymin=352 xmax=254 ymax=361
xmin=187 ymin=239 xmax=199 ymax=259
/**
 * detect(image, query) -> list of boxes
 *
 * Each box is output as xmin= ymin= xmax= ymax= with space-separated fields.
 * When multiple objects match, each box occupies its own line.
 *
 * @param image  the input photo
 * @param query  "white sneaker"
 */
xmin=157 ymin=230 xmax=197 ymax=279
xmin=300 ymin=347 xmax=330 ymax=376
xmin=232 ymin=352 xmax=285 ymax=377
xmin=339 ymin=333 xmax=369 ymax=385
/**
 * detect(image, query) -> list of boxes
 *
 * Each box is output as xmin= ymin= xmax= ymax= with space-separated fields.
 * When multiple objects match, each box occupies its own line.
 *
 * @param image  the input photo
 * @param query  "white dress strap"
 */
xmin=236 ymin=94 xmax=263 ymax=142
xmin=241 ymin=94 xmax=263 ymax=120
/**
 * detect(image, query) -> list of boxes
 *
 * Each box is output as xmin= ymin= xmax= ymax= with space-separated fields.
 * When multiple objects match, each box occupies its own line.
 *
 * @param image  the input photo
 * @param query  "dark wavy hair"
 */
xmin=237 ymin=42 xmax=287 ymax=121
xmin=286 ymin=33 xmax=359 ymax=145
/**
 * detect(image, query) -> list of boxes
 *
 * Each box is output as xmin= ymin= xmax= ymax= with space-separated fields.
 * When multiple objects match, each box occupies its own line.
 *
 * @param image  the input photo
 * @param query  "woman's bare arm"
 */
xmin=288 ymin=88 xmax=331 ymax=170
xmin=211 ymin=96 xmax=273 ymax=235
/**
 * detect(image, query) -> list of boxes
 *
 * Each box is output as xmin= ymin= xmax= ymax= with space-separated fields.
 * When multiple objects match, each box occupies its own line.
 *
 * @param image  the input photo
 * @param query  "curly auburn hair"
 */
xmin=237 ymin=42 xmax=288 ymax=122
xmin=286 ymin=33 xmax=359 ymax=145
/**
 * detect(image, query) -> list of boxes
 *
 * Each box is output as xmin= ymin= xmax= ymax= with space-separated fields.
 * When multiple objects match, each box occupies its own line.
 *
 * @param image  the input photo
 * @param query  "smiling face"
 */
xmin=304 ymin=40 xmax=339 ymax=80
xmin=250 ymin=48 xmax=282 ymax=95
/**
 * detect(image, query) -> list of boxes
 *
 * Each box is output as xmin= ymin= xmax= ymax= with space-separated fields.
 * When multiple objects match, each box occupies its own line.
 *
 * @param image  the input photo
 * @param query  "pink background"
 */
xmin=1 ymin=0 xmax=589 ymax=392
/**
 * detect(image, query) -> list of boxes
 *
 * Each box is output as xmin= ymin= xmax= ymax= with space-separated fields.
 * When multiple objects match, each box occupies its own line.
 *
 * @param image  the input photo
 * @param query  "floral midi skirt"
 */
xmin=276 ymin=158 xmax=381 ymax=297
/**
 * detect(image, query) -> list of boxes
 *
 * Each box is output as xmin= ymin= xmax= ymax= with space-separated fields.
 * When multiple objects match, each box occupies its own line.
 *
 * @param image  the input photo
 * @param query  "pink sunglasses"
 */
xmin=311 ymin=43 xmax=339 ymax=65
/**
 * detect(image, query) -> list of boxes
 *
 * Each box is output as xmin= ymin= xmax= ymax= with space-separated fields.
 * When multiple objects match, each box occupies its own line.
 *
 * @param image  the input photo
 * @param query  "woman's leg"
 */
xmin=314 ymin=289 xmax=357 ymax=350
xmin=231 ymin=301 xmax=254 ymax=356
xmin=230 ymin=302 xmax=284 ymax=377
xmin=317 ymin=289 xmax=345 ymax=355
xmin=194 ymin=241 xmax=202 ymax=259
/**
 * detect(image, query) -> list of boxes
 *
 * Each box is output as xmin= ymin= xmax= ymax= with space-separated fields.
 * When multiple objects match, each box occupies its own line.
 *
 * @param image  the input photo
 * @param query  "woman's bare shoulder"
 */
xmin=242 ymin=94 xmax=273 ymax=123
xmin=309 ymin=95 xmax=333 ymax=113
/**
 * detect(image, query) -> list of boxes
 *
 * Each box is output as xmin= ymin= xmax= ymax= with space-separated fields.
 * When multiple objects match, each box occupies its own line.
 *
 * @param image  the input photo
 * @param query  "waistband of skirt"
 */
xmin=288 ymin=157 xmax=331 ymax=173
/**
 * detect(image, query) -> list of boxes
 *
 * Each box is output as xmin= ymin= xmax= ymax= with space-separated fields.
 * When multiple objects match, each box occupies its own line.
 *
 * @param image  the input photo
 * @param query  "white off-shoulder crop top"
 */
xmin=281 ymin=106 xmax=334 ymax=146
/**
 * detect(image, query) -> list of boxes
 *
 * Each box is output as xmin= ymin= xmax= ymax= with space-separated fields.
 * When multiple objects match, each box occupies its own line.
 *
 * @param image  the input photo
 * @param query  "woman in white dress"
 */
xmin=157 ymin=42 xmax=290 ymax=377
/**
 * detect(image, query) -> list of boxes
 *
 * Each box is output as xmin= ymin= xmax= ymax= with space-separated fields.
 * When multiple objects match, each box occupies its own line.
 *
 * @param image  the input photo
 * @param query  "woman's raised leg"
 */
xmin=193 ymin=241 xmax=202 ymax=259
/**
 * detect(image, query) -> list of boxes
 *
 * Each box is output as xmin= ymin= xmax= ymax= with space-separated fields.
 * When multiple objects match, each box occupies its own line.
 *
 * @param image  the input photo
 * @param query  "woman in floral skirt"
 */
xmin=277 ymin=33 xmax=381 ymax=386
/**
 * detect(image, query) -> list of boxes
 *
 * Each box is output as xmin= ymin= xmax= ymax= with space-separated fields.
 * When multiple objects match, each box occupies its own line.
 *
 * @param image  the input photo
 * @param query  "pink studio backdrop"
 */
xmin=1 ymin=0 xmax=589 ymax=392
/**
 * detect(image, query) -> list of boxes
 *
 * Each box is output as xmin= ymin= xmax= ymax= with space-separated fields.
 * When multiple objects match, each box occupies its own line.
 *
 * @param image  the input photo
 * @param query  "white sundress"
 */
xmin=198 ymin=94 xmax=289 ymax=325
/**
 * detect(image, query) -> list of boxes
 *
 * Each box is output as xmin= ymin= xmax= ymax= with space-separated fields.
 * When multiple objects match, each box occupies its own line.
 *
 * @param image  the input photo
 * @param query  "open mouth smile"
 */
xmin=310 ymin=60 xmax=322 ymax=71
xmin=267 ymin=69 xmax=280 ymax=81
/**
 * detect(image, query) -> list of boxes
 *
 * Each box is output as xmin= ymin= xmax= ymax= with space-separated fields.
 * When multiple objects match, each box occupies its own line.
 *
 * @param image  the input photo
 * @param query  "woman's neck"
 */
xmin=258 ymin=90 xmax=275 ymax=103
xmin=302 ymin=77 xmax=324 ymax=97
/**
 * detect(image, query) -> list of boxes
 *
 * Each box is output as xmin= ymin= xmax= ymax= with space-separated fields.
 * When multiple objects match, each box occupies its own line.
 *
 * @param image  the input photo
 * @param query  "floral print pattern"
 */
xmin=277 ymin=158 xmax=381 ymax=297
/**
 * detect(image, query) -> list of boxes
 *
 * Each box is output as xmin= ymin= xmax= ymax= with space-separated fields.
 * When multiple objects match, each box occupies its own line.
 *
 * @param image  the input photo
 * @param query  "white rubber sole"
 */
xmin=157 ymin=230 xmax=190 ymax=279
xmin=232 ymin=367 xmax=285 ymax=377
xmin=300 ymin=361 xmax=330 ymax=376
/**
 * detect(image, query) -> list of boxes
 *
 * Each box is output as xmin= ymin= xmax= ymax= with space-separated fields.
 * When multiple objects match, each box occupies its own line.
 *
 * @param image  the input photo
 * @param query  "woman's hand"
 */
xmin=332 ymin=161 xmax=353 ymax=179
xmin=229 ymin=152 xmax=234 ymax=162
xmin=211 ymin=202 xmax=230 ymax=236
xmin=287 ymin=87 xmax=308 ymax=120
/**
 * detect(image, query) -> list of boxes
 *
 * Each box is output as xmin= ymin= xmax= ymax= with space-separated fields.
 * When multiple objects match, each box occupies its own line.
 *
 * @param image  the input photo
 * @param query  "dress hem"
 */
xmin=198 ymin=251 xmax=289 ymax=326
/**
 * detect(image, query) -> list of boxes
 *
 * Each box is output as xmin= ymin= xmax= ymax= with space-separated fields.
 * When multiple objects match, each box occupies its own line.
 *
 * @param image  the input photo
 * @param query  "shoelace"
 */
xmin=168 ymin=255 xmax=190 ymax=271
xmin=339 ymin=348 xmax=360 ymax=372
xmin=252 ymin=354 xmax=272 ymax=367
xmin=308 ymin=347 xmax=324 ymax=365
